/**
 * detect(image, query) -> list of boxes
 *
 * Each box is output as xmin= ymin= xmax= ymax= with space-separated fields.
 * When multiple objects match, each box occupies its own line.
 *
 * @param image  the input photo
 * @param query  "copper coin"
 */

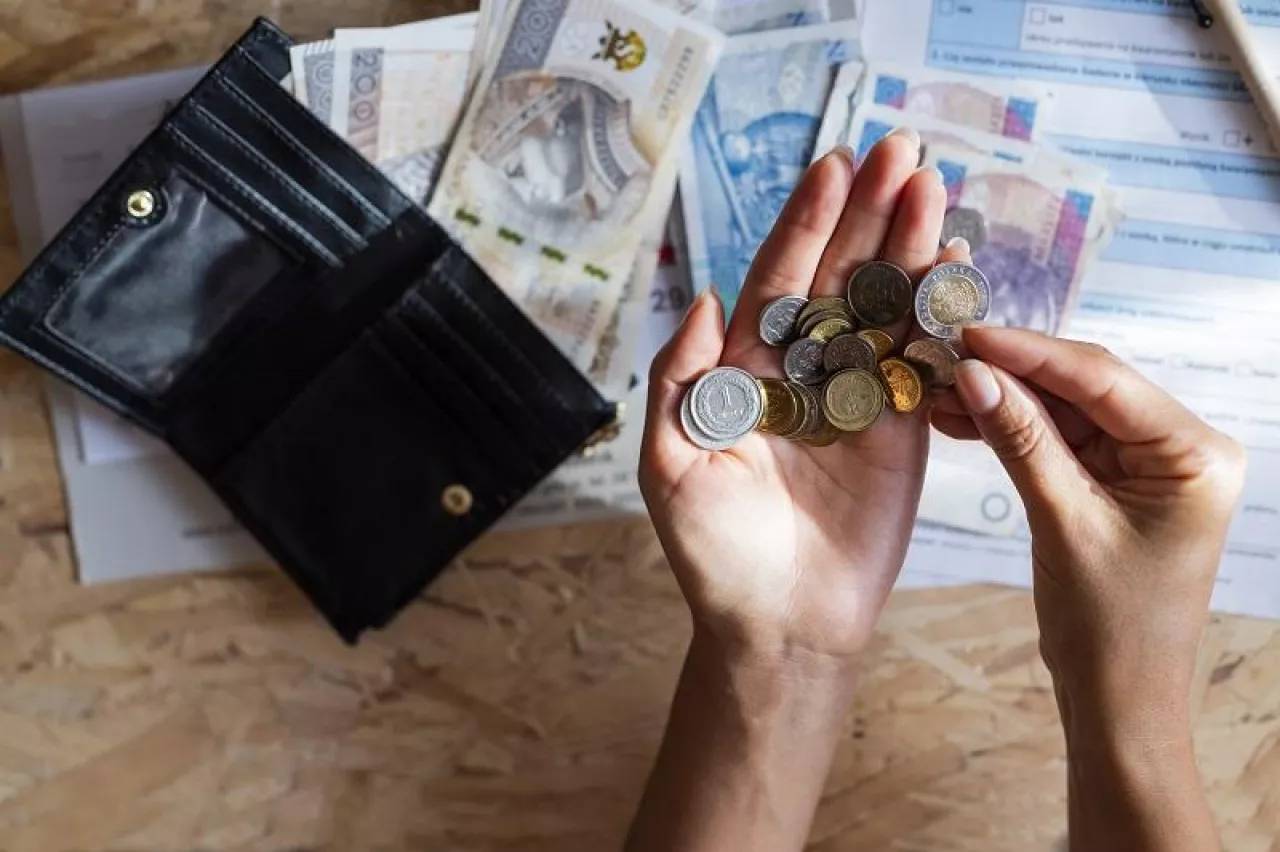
xmin=904 ymin=339 xmax=959 ymax=388
xmin=848 ymin=261 xmax=913 ymax=327
xmin=823 ymin=333 xmax=878 ymax=373
xmin=857 ymin=328 xmax=895 ymax=360
xmin=878 ymin=358 xmax=925 ymax=413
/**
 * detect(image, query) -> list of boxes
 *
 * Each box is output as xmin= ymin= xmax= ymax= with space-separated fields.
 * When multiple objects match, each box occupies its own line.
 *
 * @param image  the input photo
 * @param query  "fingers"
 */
xmin=930 ymin=409 xmax=981 ymax=441
xmin=962 ymin=326 xmax=1199 ymax=445
xmin=721 ymin=150 xmax=854 ymax=364
xmin=952 ymin=359 xmax=1095 ymax=513
xmin=878 ymin=167 xmax=948 ymax=280
xmin=811 ymin=129 xmax=922 ymax=297
xmin=641 ymin=290 xmax=726 ymax=481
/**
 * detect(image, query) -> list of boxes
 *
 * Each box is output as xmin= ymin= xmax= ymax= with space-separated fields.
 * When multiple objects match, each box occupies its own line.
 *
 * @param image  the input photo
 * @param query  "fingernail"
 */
xmin=831 ymin=143 xmax=856 ymax=164
xmin=954 ymin=360 xmax=1002 ymax=415
xmin=945 ymin=236 xmax=970 ymax=254
xmin=887 ymin=126 xmax=921 ymax=149
xmin=684 ymin=288 xmax=712 ymax=322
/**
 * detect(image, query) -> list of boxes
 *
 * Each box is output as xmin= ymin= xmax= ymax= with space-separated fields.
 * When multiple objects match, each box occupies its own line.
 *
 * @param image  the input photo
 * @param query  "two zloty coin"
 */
xmin=681 ymin=257 xmax=991 ymax=452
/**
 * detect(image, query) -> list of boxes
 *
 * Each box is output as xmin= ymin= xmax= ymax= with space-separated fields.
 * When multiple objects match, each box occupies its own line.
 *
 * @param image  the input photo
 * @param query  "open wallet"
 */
xmin=0 ymin=18 xmax=617 ymax=641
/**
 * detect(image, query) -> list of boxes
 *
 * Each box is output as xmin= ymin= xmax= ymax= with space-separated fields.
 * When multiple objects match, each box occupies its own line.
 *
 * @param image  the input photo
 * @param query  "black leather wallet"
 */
xmin=0 ymin=19 xmax=616 ymax=641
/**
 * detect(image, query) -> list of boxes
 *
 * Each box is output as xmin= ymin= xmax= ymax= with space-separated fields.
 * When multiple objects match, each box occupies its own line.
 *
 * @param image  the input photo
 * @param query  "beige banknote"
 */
xmin=429 ymin=0 xmax=724 ymax=374
xmin=327 ymin=14 xmax=478 ymax=202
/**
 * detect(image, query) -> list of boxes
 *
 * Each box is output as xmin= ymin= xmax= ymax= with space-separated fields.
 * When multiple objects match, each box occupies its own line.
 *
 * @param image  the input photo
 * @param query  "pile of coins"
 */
xmin=680 ymin=260 xmax=992 ymax=451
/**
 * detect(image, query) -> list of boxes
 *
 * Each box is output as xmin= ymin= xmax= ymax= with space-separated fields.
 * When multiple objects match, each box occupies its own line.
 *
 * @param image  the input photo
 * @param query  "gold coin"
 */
xmin=798 ymin=308 xmax=853 ymax=338
xmin=756 ymin=378 xmax=805 ymax=436
xmin=796 ymin=296 xmax=851 ymax=327
xmin=808 ymin=317 xmax=855 ymax=343
xmin=821 ymin=369 xmax=885 ymax=432
xmin=857 ymin=328 xmax=894 ymax=360
xmin=803 ymin=414 xmax=842 ymax=447
xmin=929 ymin=275 xmax=982 ymax=325
xmin=878 ymin=358 xmax=924 ymax=413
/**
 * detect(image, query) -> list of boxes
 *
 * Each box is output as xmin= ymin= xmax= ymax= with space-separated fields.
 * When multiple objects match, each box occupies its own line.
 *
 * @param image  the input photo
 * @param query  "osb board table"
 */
xmin=1 ymin=2 xmax=1280 ymax=849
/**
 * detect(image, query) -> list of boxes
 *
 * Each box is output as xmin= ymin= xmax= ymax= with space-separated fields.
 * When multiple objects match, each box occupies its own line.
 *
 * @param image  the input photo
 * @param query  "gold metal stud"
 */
xmin=126 ymin=189 xmax=156 ymax=219
xmin=441 ymin=484 xmax=473 ymax=516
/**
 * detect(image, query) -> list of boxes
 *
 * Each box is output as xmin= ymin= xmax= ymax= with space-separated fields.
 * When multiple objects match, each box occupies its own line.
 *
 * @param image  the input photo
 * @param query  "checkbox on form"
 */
xmin=1225 ymin=130 xmax=1241 ymax=147
xmin=938 ymin=0 xmax=955 ymax=15
xmin=1030 ymin=7 xmax=1046 ymax=24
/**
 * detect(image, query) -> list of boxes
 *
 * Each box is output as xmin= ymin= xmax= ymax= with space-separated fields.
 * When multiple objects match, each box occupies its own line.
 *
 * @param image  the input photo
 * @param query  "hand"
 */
xmin=936 ymin=330 xmax=1246 ymax=734
xmin=639 ymin=129 xmax=962 ymax=668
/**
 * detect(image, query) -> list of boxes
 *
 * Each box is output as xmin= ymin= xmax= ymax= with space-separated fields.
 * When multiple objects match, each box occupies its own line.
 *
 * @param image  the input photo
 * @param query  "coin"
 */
xmin=857 ymin=328 xmax=894 ymax=360
xmin=790 ymin=382 xmax=823 ymax=439
xmin=941 ymin=206 xmax=987 ymax=252
xmin=757 ymin=378 xmax=806 ymax=436
xmin=821 ymin=369 xmax=885 ymax=432
xmin=758 ymin=295 xmax=807 ymax=346
xmin=823 ymin=333 xmax=878 ymax=373
xmin=802 ymin=415 xmax=842 ymax=447
xmin=808 ymin=317 xmax=855 ymax=343
xmin=848 ymin=261 xmax=913 ymax=327
xmin=680 ymin=389 xmax=736 ymax=451
xmin=784 ymin=338 xmax=827 ymax=385
xmin=878 ymin=358 xmax=924 ymax=413
xmin=796 ymin=296 xmax=851 ymax=328
xmin=915 ymin=261 xmax=991 ymax=339
xmin=903 ymin=339 xmax=959 ymax=388
xmin=690 ymin=367 xmax=763 ymax=441
xmin=799 ymin=309 xmax=851 ymax=338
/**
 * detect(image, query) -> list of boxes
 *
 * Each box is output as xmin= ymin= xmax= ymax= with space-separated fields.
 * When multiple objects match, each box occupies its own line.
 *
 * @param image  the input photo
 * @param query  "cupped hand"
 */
xmin=639 ymin=130 xmax=961 ymax=667
xmin=935 ymin=329 xmax=1247 ymax=733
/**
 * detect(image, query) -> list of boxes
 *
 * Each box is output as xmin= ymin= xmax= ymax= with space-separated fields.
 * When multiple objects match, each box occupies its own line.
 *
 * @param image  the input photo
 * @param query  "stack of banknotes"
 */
xmin=282 ymin=0 xmax=1123 ymax=539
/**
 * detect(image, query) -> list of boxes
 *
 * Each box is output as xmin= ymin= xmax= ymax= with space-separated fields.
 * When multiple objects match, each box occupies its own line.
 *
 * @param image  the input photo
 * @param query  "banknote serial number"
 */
xmin=657 ymin=46 xmax=696 ymax=122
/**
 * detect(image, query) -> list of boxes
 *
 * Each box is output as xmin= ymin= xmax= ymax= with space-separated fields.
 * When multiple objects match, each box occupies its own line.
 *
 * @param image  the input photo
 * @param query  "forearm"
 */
xmin=1058 ymin=682 xmax=1221 ymax=852
xmin=625 ymin=629 xmax=859 ymax=852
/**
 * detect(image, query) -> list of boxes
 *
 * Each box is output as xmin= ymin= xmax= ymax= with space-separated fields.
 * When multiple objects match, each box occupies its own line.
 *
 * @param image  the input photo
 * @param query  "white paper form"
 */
xmin=865 ymin=0 xmax=1280 ymax=617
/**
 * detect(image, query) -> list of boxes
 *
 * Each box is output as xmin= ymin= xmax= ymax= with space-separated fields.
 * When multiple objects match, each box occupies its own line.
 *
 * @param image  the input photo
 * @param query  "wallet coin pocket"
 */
xmin=41 ymin=166 xmax=300 ymax=398
xmin=215 ymin=330 xmax=534 ymax=636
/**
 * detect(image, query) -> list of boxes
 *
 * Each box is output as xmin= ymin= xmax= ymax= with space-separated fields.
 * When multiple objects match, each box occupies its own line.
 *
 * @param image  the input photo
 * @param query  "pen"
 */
xmin=1194 ymin=0 xmax=1280 ymax=155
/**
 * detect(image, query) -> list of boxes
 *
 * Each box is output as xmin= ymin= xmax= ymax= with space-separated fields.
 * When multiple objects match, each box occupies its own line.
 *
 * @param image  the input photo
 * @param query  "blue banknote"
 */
xmin=679 ymin=22 xmax=860 ymax=317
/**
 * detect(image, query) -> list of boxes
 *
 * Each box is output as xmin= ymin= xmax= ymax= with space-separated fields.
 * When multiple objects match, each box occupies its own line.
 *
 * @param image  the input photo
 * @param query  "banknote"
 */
xmin=714 ymin=0 xmax=831 ymax=34
xmin=428 ymin=0 xmax=724 ymax=374
xmin=289 ymin=39 xmax=336 ymax=122
xmin=924 ymin=142 xmax=1119 ymax=335
xmin=679 ymin=21 xmax=861 ymax=315
xmin=328 ymin=14 xmax=477 ymax=202
xmin=812 ymin=59 xmax=1049 ymax=157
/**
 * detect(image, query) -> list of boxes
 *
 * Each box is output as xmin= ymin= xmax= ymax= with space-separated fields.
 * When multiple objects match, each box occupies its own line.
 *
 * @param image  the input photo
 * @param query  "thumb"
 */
xmin=641 ymin=289 xmax=727 ymax=477
xmin=953 ymin=359 xmax=1089 ymax=515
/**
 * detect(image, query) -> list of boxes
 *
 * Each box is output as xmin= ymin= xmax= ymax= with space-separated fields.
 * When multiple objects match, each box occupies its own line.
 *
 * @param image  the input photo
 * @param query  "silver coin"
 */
xmin=784 ymin=338 xmax=827 ymax=385
xmin=941 ymin=207 xmax=987 ymax=253
xmin=915 ymin=262 xmax=992 ymax=339
xmin=758 ymin=295 xmax=807 ymax=346
xmin=690 ymin=367 xmax=763 ymax=441
xmin=680 ymin=389 xmax=737 ymax=451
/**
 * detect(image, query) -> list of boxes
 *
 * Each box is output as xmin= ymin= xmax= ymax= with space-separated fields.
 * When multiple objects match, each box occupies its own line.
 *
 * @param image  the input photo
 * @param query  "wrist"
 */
xmin=688 ymin=621 xmax=865 ymax=694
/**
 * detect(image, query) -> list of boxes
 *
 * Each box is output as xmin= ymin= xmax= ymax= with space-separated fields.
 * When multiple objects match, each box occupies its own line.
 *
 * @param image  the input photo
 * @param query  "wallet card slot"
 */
xmin=390 ymin=289 xmax=566 ymax=453
xmin=196 ymin=72 xmax=389 ymax=241
xmin=220 ymin=45 xmax=413 ymax=224
xmin=376 ymin=313 xmax=559 ymax=471
xmin=167 ymin=113 xmax=361 ymax=263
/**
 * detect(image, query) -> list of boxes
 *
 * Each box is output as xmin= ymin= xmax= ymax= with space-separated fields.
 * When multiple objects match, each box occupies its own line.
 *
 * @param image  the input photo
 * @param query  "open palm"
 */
xmin=640 ymin=131 xmax=967 ymax=661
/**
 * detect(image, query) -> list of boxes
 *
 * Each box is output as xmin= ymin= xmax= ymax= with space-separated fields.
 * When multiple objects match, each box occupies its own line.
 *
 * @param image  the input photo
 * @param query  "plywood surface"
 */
xmin=2 ymin=2 xmax=1280 ymax=849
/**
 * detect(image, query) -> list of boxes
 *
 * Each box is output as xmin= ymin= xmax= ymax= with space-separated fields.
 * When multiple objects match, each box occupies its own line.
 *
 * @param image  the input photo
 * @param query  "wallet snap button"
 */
xmin=126 ymin=189 xmax=156 ymax=219
xmin=442 ymin=484 xmax=473 ymax=516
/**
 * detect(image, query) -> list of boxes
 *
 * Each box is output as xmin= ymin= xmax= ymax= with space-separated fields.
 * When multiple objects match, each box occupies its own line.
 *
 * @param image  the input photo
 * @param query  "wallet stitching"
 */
xmin=186 ymin=102 xmax=366 ymax=251
xmin=167 ymin=125 xmax=344 ymax=268
xmin=213 ymin=64 xmax=392 ymax=231
xmin=395 ymin=296 xmax=562 ymax=457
